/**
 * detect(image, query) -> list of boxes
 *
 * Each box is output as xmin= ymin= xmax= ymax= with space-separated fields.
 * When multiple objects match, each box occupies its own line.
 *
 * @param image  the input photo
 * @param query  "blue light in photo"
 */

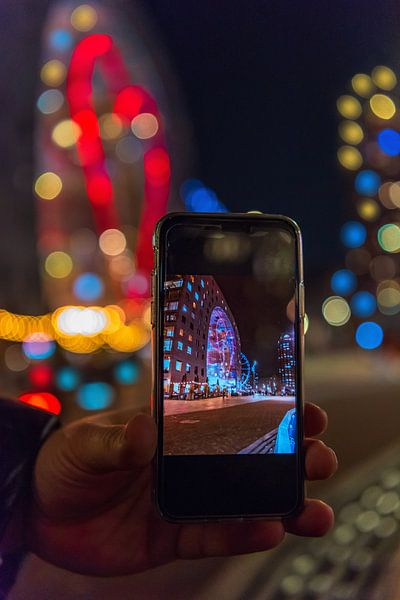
xmin=340 ymin=221 xmax=367 ymax=248
xmin=355 ymin=322 xmax=383 ymax=350
xmin=355 ymin=170 xmax=381 ymax=196
xmin=378 ymin=129 xmax=400 ymax=156
xmin=73 ymin=273 xmax=104 ymax=302
xmin=331 ymin=269 xmax=357 ymax=295
xmin=351 ymin=291 xmax=376 ymax=318
xmin=56 ymin=366 xmax=80 ymax=392
xmin=77 ymin=382 xmax=115 ymax=410
xmin=49 ymin=29 xmax=73 ymax=52
xmin=114 ymin=360 xmax=140 ymax=385
xmin=180 ymin=179 xmax=228 ymax=212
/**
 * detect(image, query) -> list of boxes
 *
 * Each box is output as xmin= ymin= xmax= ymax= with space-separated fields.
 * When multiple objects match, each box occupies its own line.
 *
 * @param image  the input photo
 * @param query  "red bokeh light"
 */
xmin=28 ymin=364 xmax=53 ymax=388
xmin=86 ymin=173 xmax=113 ymax=205
xmin=144 ymin=148 xmax=171 ymax=186
xmin=19 ymin=392 xmax=61 ymax=415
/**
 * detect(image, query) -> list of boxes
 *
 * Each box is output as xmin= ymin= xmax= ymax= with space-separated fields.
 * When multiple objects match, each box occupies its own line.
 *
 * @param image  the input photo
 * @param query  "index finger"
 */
xmin=304 ymin=402 xmax=328 ymax=437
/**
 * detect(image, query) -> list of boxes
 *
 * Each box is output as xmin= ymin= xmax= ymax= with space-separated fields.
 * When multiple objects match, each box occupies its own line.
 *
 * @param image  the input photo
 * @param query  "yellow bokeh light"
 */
xmin=52 ymin=119 xmax=82 ymax=148
xmin=357 ymin=198 xmax=380 ymax=221
xmin=99 ymin=113 xmax=123 ymax=140
xmin=34 ymin=172 xmax=62 ymax=200
xmin=337 ymin=146 xmax=363 ymax=170
xmin=105 ymin=322 xmax=150 ymax=352
xmin=336 ymin=95 xmax=362 ymax=119
xmin=45 ymin=251 xmax=73 ymax=279
xmin=351 ymin=73 xmax=374 ymax=98
xmin=131 ymin=113 xmax=159 ymax=139
xmin=377 ymin=223 xmax=400 ymax=253
xmin=379 ymin=182 xmax=397 ymax=210
xmin=388 ymin=182 xmax=400 ymax=208
xmin=99 ymin=229 xmax=127 ymax=256
xmin=369 ymin=94 xmax=396 ymax=120
xmin=338 ymin=120 xmax=364 ymax=145
xmin=322 ymin=296 xmax=351 ymax=326
xmin=109 ymin=254 xmax=135 ymax=280
xmin=377 ymin=287 xmax=400 ymax=315
xmin=40 ymin=59 xmax=66 ymax=87
xmin=70 ymin=4 xmax=98 ymax=31
xmin=371 ymin=66 xmax=397 ymax=91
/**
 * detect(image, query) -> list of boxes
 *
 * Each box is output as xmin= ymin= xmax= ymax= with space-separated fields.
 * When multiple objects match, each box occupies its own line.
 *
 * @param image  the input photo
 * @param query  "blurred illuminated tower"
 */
xmin=322 ymin=66 xmax=400 ymax=352
xmin=277 ymin=332 xmax=295 ymax=395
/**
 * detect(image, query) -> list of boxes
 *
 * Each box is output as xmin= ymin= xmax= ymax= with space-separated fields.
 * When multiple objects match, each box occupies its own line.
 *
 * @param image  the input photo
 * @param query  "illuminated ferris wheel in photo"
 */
xmin=206 ymin=306 xmax=239 ymax=388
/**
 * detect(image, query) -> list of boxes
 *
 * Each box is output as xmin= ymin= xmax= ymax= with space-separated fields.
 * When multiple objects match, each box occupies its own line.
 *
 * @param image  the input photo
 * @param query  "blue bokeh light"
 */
xmin=73 ymin=273 xmax=104 ymax=302
xmin=180 ymin=179 xmax=228 ymax=212
xmin=340 ymin=221 xmax=367 ymax=248
xmin=22 ymin=338 xmax=56 ymax=360
xmin=355 ymin=170 xmax=381 ymax=196
xmin=377 ymin=129 xmax=400 ymax=156
xmin=114 ymin=360 xmax=140 ymax=385
xmin=331 ymin=269 xmax=357 ymax=295
xmin=355 ymin=322 xmax=383 ymax=350
xmin=56 ymin=366 xmax=80 ymax=392
xmin=77 ymin=382 xmax=115 ymax=411
xmin=351 ymin=291 xmax=377 ymax=318
xmin=49 ymin=29 xmax=73 ymax=52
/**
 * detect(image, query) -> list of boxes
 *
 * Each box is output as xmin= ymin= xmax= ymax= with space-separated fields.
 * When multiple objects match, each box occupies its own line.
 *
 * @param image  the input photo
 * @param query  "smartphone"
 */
xmin=152 ymin=213 xmax=305 ymax=521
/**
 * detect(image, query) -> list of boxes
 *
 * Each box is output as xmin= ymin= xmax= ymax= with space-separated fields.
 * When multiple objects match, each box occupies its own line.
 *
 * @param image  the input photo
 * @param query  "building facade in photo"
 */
xmin=277 ymin=331 xmax=296 ymax=395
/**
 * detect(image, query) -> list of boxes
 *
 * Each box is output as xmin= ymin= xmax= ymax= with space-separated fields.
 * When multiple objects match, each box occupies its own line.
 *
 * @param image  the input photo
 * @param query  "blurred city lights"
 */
xmin=355 ymin=170 xmax=381 ymax=196
xmin=114 ymin=360 xmax=139 ymax=385
xmin=322 ymin=296 xmax=351 ymax=326
xmin=369 ymin=94 xmax=396 ymax=120
xmin=331 ymin=269 xmax=357 ymax=295
xmin=123 ymin=272 xmax=149 ymax=297
xmin=28 ymin=364 xmax=53 ymax=388
xmin=357 ymin=198 xmax=380 ymax=221
xmin=378 ymin=182 xmax=397 ymax=210
xmin=19 ymin=392 xmax=61 ymax=415
xmin=371 ymin=66 xmax=397 ymax=91
xmin=336 ymin=95 xmax=362 ymax=119
xmin=4 ymin=344 xmax=29 ymax=372
xmin=338 ymin=120 xmax=364 ymax=145
xmin=52 ymin=119 xmax=82 ymax=148
xmin=388 ymin=182 xmax=400 ymax=208
xmin=99 ymin=228 xmax=127 ymax=256
xmin=341 ymin=221 xmax=367 ymax=248
xmin=34 ymin=171 xmax=62 ymax=200
xmin=56 ymin=366 xmax=80 ymax=391
xmin=337 ymin=145 xmax=363 ymax=170
xmin=55 ymin=307 xmax=108 ymax=336
xmin=49 ymin=29 xmax=73 ymax=52
xmin=40 ymin=59 xmax=66 ymax=87
xmin=377 ymin=286 xmax=400 ymax=315
xmin=355 ymin=322 xmax=384 ymax=350
xmin=181 ymin=179 xmax=227 ymax=212
xmin=351 ymin=73 xmax=374 ymax=97
xmin=351 ymin=291 xmax=377 ymax=318
xmin=45 ymin=251 xmax=73 ymax=279
xmin=77 ymin=382 xmax=115 ymax=410
xmin=37 ymin=89 xmax=64 ymax=114
xmin=131 ymin=113 xmax=159 ymax=139
xmin=70 ymin=4 xmax=98 ymax=32
xmin=377 ymin=129 xmax=400 ymax=156
xmin=99 ymin=113 xmax=123 ymax=140
xmin=377 ymin=224 xmax=400 ymax=253
xmin=22 ymin=334 xmax=56 ymax=360
xmin=73 ymin=273 xmax=104 ymax=301
xmin=369 ymin=256 xmax=397 ymax=281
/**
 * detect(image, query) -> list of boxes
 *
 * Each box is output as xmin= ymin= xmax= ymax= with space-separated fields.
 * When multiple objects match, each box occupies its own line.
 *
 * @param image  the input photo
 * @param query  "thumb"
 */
xmin=68 ymin=413 xmax=157 ymax=473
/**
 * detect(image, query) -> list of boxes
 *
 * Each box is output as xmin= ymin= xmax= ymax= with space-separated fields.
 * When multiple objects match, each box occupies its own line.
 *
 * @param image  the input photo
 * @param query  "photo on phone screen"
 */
xmin=161 ymin=224 xmax=298 ymax=458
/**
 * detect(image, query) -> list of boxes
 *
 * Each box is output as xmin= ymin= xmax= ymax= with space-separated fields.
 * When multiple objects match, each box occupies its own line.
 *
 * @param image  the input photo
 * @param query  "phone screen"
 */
xmin=155 ymin=215 xmax=303 ymax=519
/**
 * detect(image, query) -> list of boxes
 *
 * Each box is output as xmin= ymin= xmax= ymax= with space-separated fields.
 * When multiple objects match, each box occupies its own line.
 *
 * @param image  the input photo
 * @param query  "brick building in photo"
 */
xmin=163 ymin=275 xmax=241 ymax=398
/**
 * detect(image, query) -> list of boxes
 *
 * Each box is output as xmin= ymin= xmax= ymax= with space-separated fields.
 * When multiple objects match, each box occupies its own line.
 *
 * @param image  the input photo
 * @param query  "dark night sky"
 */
xmin=143 ymin=0 xmax=400 ymax=274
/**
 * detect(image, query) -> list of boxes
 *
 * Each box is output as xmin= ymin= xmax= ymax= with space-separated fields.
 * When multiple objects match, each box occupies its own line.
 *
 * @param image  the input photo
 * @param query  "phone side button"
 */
xmin=299 ymin=282 xmax=305 ymax=319
xmin=151 ymin=301 xmax=156 ymax=326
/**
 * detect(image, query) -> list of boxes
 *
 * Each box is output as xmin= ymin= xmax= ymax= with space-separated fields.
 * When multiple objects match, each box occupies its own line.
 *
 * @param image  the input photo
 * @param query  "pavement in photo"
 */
xmin=164 ymin=394 xmax=295 ymax=416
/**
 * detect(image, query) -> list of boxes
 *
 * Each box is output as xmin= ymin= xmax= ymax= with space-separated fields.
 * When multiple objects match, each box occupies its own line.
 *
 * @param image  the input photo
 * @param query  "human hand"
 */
xmin=28 ymin=402 xmax=337 ymax=576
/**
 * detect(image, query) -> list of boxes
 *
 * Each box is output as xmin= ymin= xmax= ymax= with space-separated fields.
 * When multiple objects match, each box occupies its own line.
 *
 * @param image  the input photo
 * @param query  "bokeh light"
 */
xmin=99 ymin=113 xmax=123 ymax=140
xmin=338 ymin=120 xmax=364 ymax=145
xmin=181 ymin=179 xmax=227 ymax=212
xmin=52 ymin=119 xmax=82 ymax=148
xmin=4 ymin=344 xmax=29 ymax=372
xmin=351 ymin=291 xmax=377 ymax=318
xmin=336 ymin=95 xmax=362 ymax=119
xmin=55 ymin=307 xmax=108 ymax=336
xmin=388 ymin=182 xmax=400 ymax=208
xmin=341 ymin=221 xmax=367 ymax=248
xmin=369 ymin=94 xmax=396 ymax=120
xmin=322 ymin=296 xmax=351 ymax=326
xmin=377 ymin=286 xmax=400 ymax=315
xmin=40 ymin=59 xmax=66 ymax=87
xmin=45 ymin=251 xmax=73 ymax=279
xmin=371 ymin=66 xmax=397 ymax=91
xmin=37 ymin=89 xmax=64 ymax=114
xmin=34 ymin=172 xmax=62 ymax=200
xmin=73 ymin=273 xmax=104 ymax=301
xmin=114 ymin=360 xmax=140 ymax=385
xmin=337 ymin=146 xmax=362 ymax=170
xmin=357 ymin=198 xmax=380 ymax=221
xmin=377 ymin=224 xmax=400 ymax=253
xmin=377 ymin=129 xmax=400 ymax=156
xmin=351 ymin=73 xmax=374 ymax=97
xmin=378 ymin=182 xmax=397 ymax=210
xmin=70 ymin=4 xmax=98 ymax=31
xmin=49 ymin=29 xmax=73 ymax=52
xmin=369 ymin=256 xmax=397 ymax=281
xmin=355 ymin=322 xmax=383 ymax=350
xmin=77 ymin=382 xmax=115 ymax=410
xmin=99 ymin=229 xmax=127 ymax=256
xmin=131 ymin=113 xmax=159 ymax=139
xmin=355 ymin=170 xmax=381 ymax=196
xmin=56 ymin=366 xmax=80 ymax=391
xmin=331 ymin=269 xmax=357 ymax=295
xmin=28 ymin=364 xmax=53 ymax=388
xmin=19 ymin=392 xmax=61 ymax=415
xmin=22 ymin=334 xmax=56 ymax=360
